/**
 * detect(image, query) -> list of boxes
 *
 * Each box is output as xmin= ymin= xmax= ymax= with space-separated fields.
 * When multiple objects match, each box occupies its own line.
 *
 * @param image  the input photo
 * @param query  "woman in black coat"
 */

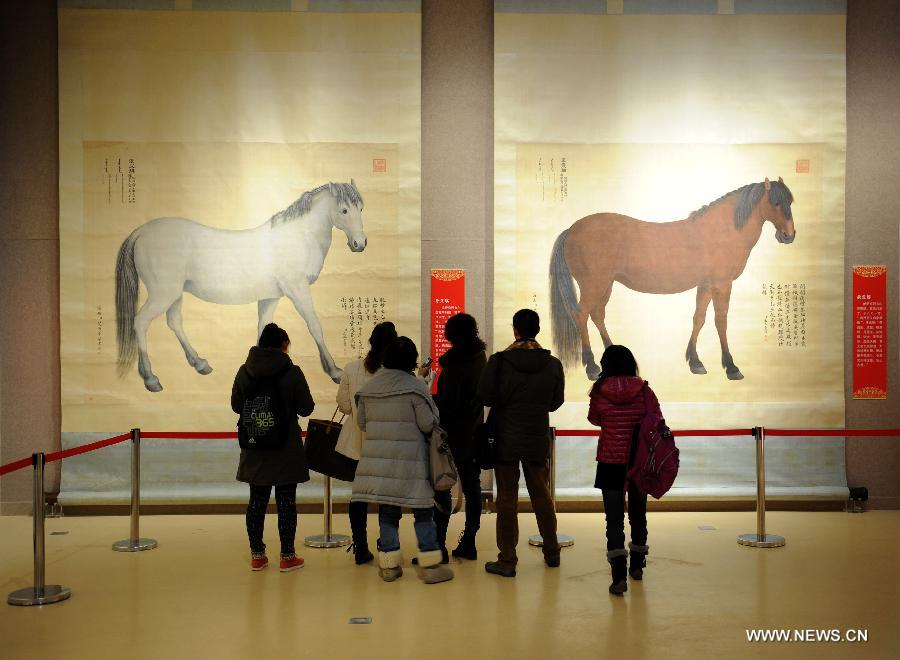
xmin=232 ymin=323 xmax=314 ymax=573
xmin=431 ymin=313 xmax=487 ymax=560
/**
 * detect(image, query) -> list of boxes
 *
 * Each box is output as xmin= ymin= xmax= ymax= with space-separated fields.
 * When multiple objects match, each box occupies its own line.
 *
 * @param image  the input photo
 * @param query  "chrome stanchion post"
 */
xmin=738 ymin=426 xmax=785 ymax=548
xmin=113 ymin=428 xmax=157 ymax=552
xmin=304 ymin=475 xmax=350 ymax=548
xmin=529 ymin=428 xmax=575 ymax=548
xmin=8 ymin=453 xmax=72 ymax=606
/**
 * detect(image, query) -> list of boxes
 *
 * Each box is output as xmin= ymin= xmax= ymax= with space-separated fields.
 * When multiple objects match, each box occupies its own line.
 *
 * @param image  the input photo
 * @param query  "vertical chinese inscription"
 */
xmin=104 ymin=156 xmax=136 ymax=204
xmin=762 ymin=282 xmax=807 ymax=347
xmin=852 ymin=266 xmax=887 ymax=399
xmin=535 ymin=154 xmax=568 ymax=202
xmin=342 ymin=295 xmax=388 ymax=358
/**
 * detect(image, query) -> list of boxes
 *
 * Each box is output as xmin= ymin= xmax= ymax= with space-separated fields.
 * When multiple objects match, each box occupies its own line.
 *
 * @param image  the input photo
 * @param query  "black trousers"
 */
xmin=348 ymin=499 xmax=370 ymax=544
xmin=601 ymin=485 xmax=648 ymax=552
xmin=433 ymin=454 xmax=483 ymax=549
xmin=246 ymin=483 xmax=297 ymax=557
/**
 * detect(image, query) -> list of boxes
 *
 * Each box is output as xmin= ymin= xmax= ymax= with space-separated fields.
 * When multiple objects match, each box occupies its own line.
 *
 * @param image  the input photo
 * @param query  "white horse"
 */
xmin=115 ymin=181 xmax=366 ymax=392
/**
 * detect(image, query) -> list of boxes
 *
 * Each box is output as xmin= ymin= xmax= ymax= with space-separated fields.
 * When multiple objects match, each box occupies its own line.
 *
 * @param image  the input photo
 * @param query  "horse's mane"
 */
xmin=689 ymin=180 xmax=793 ymax=230
xmin=269 ymin=181 xmax=364 ymax=225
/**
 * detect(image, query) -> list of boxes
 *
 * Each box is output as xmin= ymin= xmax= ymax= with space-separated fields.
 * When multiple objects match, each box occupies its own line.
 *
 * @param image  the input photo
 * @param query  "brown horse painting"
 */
xmin=550 ymin=177 xmax=796 ymax=381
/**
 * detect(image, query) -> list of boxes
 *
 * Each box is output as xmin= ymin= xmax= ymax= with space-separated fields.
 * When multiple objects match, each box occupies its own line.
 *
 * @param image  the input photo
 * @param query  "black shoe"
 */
xmin=628 ymin=552 xmax=645 ymax=580
xmin=609 ymin=554 xmax=628 ymax=595
xmin=347 ymin=542 xmax=374 ymax=565
xmin=451 ymin=531 xmax=478 ymax=560
xmin=485 ymin=561 xmax=516 ymax=578
xmin=609 ymin=579 xmax=628 ymax=595
xmin=412 ymin=547 xmax=449 ymax=566
xmin=545 ymin=555 xmax=560 ymax=568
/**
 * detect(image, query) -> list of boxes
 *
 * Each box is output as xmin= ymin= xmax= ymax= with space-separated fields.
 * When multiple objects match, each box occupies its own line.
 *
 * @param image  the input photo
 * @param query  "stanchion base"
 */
xmin=737 ymin=533 xmax=785 ymax=548
xmin=304 ymin=533 xmax=351 ymax=548
xmin=112 ymin=538 xmax=158 ymax=552
xmin=528 ymin=533 xmax=574 ymax=548
xmin=8 ymin=585 xmax=71 ymax=606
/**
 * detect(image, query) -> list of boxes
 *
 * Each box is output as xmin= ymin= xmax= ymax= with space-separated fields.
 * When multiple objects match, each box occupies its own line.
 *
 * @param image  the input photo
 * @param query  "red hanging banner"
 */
xmin=852 ymin=265 xmax=887 ymax=399
xmin=430 ymin=269 xmax=465 ymax=393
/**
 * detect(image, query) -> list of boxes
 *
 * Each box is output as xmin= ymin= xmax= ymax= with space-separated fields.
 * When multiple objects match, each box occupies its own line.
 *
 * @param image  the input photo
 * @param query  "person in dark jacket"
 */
xmin=232 ymin=323 xmax=315 ymax=573
xmin=477 ymin=309 xmax=565 ymax=577
xmin=587 ymin=344 xmax=660 ymax=595
xmin=431 ymin=313 xmax=487 ymax=561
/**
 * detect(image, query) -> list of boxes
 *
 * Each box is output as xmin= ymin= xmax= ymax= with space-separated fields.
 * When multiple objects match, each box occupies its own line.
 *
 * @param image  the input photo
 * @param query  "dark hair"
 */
xmin=512 ymin=308 xmax=540 ymax=340
xmin=382 ymin=336 xmax=418 ymax=373
xmin=364 ymin=321 xmax=398 ymax=373
xmin=598 ymin=345 xmax=638 ymax=382
xmin=258 ymin=323 xmax=290 ymax=349
xmin=444 ymin=313 xmax=486 ymax=352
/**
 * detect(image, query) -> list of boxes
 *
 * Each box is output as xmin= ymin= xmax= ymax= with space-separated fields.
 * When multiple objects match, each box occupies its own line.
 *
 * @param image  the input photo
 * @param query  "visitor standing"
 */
xmin=430 ymin=313 xmax=487 ymax=560
xmin=587 ymin=344 xmax=657 ymax=595
xmin=232 ymin=323 xmax=314 ymax=573
xmin=336 ymin=321 xmax=398 ymax=565
xmin=352 ymin=337 xmax=454 ymax=584
xmin=477 ymin=309 xmax=564 ymax=577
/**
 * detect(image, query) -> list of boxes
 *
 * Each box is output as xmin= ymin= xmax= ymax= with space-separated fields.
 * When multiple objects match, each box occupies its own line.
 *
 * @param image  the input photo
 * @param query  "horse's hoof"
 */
xmin=726 ymin=368 xmax=744 ymax=381
xmin=329 ymin=369 xmax=343 ymax=384
xmin=586 ymin=364 xmax=601 ymax=381
xmin=689 ymin=362 xmax=707 ymax=375
xmin=195 ymin=360 xmax=213 ymax=375
xmin=144 ymin=378 xmax=163 ymax=393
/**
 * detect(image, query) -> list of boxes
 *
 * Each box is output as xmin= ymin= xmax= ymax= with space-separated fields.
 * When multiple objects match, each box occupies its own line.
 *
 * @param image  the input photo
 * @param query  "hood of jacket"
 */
xmin=356 ymin=368 xmax=439 ymax=415
xmin=599 ymin=375 xmax=645 ymax=404
xmin=501 ymin=341 xmax=554 ymax=375
xmin=244 ymin=346 xmax=293 ymax=379
xmin=438 ymin=345 xmax=486 ymax=368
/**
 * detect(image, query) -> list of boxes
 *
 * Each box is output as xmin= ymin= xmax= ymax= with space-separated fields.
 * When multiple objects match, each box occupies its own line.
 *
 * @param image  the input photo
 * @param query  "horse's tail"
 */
xmin=115 ymin=229 xmax=140 ymax=377
xmin=549 ymin=228 xmax=580 ymax=368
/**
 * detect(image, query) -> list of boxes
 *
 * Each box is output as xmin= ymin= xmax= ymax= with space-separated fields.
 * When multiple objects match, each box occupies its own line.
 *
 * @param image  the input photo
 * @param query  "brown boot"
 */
xmin=417 ymin=549 xmax=454 ymax=584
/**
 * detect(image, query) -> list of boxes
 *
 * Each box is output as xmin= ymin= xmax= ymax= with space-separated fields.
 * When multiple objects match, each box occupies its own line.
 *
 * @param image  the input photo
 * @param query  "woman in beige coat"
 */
xmin=336 ymin=321 xmax=397 ymax=564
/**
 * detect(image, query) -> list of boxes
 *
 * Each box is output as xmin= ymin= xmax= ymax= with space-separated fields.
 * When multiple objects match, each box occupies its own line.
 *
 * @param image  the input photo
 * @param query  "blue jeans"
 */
xmin=376 ymin=505 xmax=439 ymax=553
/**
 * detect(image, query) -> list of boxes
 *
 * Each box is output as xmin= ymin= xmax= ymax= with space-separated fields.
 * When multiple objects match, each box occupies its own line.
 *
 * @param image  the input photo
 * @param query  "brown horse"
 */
xmin=549 ymin=177 xmax=796 ymax=381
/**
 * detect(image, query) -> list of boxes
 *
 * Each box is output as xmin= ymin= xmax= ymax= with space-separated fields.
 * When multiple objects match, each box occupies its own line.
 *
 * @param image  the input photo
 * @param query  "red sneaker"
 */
xmin=279 ymin=555 xmax=305 ymax=572
xmin=251 ymin=555 xmax=269 ymax=571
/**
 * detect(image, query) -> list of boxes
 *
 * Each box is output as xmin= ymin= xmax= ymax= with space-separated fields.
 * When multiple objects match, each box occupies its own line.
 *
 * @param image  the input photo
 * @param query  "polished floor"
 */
xmin=1 ymin=510 xmax=897 ymax=659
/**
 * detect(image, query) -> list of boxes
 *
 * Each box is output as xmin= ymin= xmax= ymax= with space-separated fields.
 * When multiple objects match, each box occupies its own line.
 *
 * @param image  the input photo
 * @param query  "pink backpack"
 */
xmin=626 ymin=386 xmax=679 ymax=499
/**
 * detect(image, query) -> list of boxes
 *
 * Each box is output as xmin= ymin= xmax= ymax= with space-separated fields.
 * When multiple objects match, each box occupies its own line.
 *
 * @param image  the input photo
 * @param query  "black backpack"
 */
xmin=238 ymin=367 xmax=291 ymax=451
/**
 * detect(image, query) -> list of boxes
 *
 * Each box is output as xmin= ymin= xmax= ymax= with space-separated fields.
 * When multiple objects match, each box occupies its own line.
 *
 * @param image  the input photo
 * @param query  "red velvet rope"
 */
xmin=140 ymin=431 xmax=238 ymax=439
xmin=45 ymin=432 xmax=132 ymax=463
xmin=766 ymin=428 xmax=900 ymax=437
xmin=1 ymin=427 xmax=897 ymax=478
xmin=0 ymin=456 xmax=33 ymax=477
xmin=553 ymin=429 xmax=754 ymax=437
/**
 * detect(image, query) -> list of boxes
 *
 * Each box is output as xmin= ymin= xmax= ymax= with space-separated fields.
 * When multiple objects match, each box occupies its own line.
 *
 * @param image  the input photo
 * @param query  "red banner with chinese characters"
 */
xmin=430 ymin=269 xmax=465 ymax=393
xmin=852 ymin=266 xmax=887 ymax=399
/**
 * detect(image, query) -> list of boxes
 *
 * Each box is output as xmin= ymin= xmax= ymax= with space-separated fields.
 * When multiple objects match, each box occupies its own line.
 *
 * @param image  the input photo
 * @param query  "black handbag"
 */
xmin=474 ymin=355 xmax=503 ymax=470
xmin=304 ymin=409 xmax=358 ymax=482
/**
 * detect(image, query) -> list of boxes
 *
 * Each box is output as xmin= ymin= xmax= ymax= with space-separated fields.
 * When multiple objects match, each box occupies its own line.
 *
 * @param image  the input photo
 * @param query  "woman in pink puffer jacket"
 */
xmin=587 ymin=345 xmax=662 ymax=596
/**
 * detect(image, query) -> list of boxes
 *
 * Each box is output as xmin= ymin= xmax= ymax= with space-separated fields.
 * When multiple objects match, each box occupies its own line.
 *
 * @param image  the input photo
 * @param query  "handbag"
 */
xmin=428 ymin=425 xmax=458 ymax=491
xmin=474 ymin=355 xmax=503 ymax=469
xmin=304 ymin=408 xmax=358 ymax=482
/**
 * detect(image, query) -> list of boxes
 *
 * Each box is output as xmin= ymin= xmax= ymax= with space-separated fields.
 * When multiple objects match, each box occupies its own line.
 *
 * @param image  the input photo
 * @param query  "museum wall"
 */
xmin=1 ymin=0 xmax=898 ymax=512
xmin=0 ymin=0 xmax=61 ymax=514
xmin=844 ymin=0 xmax=900 ymax=508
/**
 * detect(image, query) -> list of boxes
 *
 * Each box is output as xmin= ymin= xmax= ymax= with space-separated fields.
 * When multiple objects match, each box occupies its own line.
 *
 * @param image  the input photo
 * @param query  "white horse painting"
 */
xmin=115 ymin=180 xmax=366 ymax=392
